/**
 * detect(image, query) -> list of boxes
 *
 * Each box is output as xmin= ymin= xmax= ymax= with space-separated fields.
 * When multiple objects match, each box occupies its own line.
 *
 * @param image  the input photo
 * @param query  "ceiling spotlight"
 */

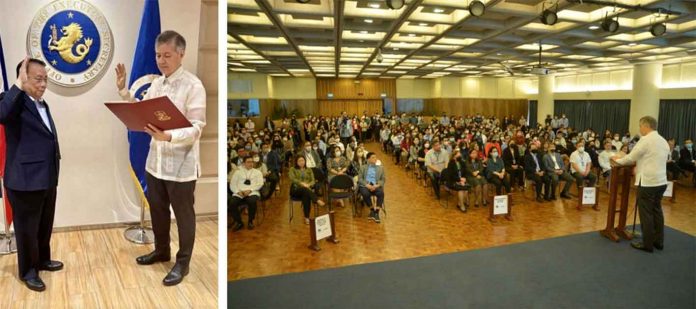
xmin=650 ymin=23 xmax=666 ymax=36
xmin=386 ymin=0 xmax=405 ymax=10
xmin=408 ymin=33 xmax=416 ymax=37
xmin=360 ymin=30 xmax=368 ymax=34
xmin=296 ymin=0 xmax=311 ymax=3
xmin=433 ymin=8 xmax=445 ymax=13
xmin=628 ymin=42 xmax=637 ymax=46
xmin=364 ymin=19 xmax=373 ymax=23
xmin=419 ymin=22 xmax=428 ymax=26
xmin=368 ymin=3 xmax=380 ymax=9
xmin=589 ymin=25 xmax=600 ymax=30
xmin=601 ymin=16 xmax=619 ymax=33
xmin=469 ymin=1 xmax=485 ymax=17
xmin=541 ymin=9 xmax=558 ymax=25
xmin=377 ymin=49 xmax=384 ymax=63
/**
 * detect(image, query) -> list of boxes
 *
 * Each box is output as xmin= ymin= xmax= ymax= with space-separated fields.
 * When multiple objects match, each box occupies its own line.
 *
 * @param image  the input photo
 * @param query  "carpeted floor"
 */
xmin=229 ymin=226 xmax=696 ymax=309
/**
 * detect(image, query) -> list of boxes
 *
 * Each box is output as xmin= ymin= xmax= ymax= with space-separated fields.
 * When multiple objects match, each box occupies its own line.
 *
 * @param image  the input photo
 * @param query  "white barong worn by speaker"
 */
xmin=613 ymin=131 xmax=669 ymax=187
xmin=229 ymin=167 xmax=264 ymax=198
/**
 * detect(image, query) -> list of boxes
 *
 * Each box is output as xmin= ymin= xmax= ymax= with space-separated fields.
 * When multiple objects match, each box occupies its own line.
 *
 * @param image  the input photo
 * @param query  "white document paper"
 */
xmin=663 ymin=181 xmax=673 ymax=197
xmin=314 ymin=214 xmax=332 ymax=241
xmin=493 ymin=195 xmax=508 ymax=215
xmin=582 ymin=187 xmax=596 ymax=205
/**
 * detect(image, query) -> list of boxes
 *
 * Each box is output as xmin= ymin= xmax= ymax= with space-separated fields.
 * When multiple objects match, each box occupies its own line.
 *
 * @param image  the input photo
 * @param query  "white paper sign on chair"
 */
xmin=663 ymin=181 xmax=673 ymax=197
xmin=314 ymin=214 xmax=332 ymax=241
xmin=493 ymin=195 xmax=509 ymax=215
xmin=582 ymin=187 xmax=596 ymax=205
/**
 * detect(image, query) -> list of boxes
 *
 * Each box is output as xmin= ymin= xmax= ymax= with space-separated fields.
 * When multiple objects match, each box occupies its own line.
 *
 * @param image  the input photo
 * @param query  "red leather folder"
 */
xmin=105 ymin=96 xmax=192 ymax=131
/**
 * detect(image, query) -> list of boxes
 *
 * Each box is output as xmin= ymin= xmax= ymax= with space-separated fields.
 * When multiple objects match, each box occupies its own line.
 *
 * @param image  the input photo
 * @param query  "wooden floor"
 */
xmin=229 ymin=143 xmax=696 ymax=281
xmin=0 ymin=219 xmax=218 ymax=309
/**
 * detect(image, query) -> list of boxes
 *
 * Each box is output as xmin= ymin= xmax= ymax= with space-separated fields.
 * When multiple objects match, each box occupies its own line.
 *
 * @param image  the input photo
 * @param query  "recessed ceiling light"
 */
xmin=368 ymin=3 xmax=380 ymax=9
xmin=433 ymin=8 xmax=445 ymax=13
xmin=360 ymin=30 xmax=368 ymax=34
xmin=364 ymin=19 xmax=373 ymax=23
xmin=628 ymin=42 xmax=637 ymax=46
xmin=496 ymin=53 xmax=502 ymax=56
xmin=408 ymin=33 xmax=416 ymax=37
xmin=419 ymin=22 xmax=428 ymax=26
xmin=589 ymin=25 xmax=600 ymax=30
xmin=394 ymin=47 xmax=400 ymax=50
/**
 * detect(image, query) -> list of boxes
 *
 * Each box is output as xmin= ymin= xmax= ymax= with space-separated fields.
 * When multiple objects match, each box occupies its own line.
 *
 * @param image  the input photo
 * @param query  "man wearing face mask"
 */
xmin=569 ymin=141 xmax=597 ymax=193
xmin=524 ymin=142 xmax=551 ymax=202
xmin=543 ymin=142 xmax=574 ymax=200
xmin=229 ymin=155 xmax=263 ymax=231
xmin=678 ymin=139 xmax=695 ymax=176
xmin=611 ymin=116 xmax=669 ymax=252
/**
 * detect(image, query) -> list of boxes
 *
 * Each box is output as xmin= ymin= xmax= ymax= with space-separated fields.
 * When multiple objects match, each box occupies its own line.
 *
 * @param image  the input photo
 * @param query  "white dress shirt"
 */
xmin=28 ymin=96 xmax=52 ymax=132
xmin=615 ymin=130 xmax=669 ymax=187
xmin=229 ymin=167 xmax=264 ymax=197
xmin=598 ymin=150 xmax=615 ymax=172
xmin=119 ymin=66 xmax=207 ymax=182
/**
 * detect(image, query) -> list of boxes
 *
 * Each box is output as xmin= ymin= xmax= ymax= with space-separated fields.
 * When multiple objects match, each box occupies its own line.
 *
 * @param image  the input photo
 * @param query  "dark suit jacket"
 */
xmin=524 ymin=151 xmax=544 ymax=176
xmin=445 ymin=160 xmax=465 ymax=187
xmin=0 ymin=85 xmax=60 ymax=191
xmin=502 ymin=145 xmax=522 ymax=170
xmin=542 ymin=152 xmax=565 ymax=174
xmin=679 ymin=148 xmax=694 ymax=166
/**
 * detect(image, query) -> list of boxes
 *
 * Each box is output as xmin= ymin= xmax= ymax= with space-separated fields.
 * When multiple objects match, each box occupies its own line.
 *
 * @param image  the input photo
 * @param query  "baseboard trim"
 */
xmin=51 ymin=213 xmax=218 ymax=233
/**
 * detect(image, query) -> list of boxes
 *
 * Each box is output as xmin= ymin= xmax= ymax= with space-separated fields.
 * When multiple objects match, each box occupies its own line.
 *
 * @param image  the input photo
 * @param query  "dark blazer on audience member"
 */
xmin=445 ymin=160 xmax=465 ymax=187
xmin=524 ymin=150 xmax=545 ymax=176
xmin=679 ymin=147 xmax=695 ymax=168
xmin=503 ymin=145 xmax=522 ymax=170
xmin=542 ymin=152 xmax=565 ymax=174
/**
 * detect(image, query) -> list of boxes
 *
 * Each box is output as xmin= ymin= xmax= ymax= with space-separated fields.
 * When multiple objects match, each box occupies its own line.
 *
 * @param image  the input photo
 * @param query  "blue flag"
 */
xmin=0 ymin=35 xmax=8 ymax=91
xmin=127 ymin=0 xmax=161 ymax=200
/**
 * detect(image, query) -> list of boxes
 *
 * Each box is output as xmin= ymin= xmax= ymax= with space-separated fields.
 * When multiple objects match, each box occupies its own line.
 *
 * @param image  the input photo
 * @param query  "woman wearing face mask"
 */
xmin=486 ymin=148 xmax=510 ymax=195
xmin=409 ymin=138 xmax=421 ymax=168
xmin=350 ymin=147 xmax=367 ymax=184
xmin=289 ymin=156 xmax=326 ymax=225
xmin=464 ymin=149 xmax=489 ymax=207
xmin=325 ymin=145 xmax=349 ymax=207
xmin=417 ymin=142 xmax=430 ymax=184
xmin=445 ymin=148 xmax=470 ymax=212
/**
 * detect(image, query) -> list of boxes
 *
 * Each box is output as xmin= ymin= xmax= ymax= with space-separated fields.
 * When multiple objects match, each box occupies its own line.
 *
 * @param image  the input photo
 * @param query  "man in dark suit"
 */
xmin=502 ymin=141 xmax=524 ymax=190
xmin=542 ymin=142 xmax=574 ymax=200
xmin=524 ymin=142 xmax=550 ymax=202
xmin=0 ymin=58 xmax=62 ymax=292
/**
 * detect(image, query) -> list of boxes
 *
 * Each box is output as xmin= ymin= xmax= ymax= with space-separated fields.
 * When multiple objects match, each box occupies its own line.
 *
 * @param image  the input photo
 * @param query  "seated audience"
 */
xmin=229 ymin=156 xmax=264 ymax=232
xmin=464 ymin=149 xmax=489 ymax=207
xmin=524 ymin=142 xmax=551 ymax=202
xmin=486 ymin=147 xmax=510 ymax=195
xmin=569 ymin=141 xmax=597 ymax=188
xmin=358 ymin=152 xmax=386 ymax=223
xmin=289 ymin=156 xmax=326 ymax=225
xmin=425 ymin=140 xmax=450 ymax=199
xmin=542 ymin=142 xmax=573 ymax=200
xmin=444 ymin=148 xmax=470 ymax=212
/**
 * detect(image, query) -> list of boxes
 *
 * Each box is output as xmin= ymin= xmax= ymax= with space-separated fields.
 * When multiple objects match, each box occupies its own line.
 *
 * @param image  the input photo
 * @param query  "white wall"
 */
xmin=0 ymin=0 xmax=212 ymax=228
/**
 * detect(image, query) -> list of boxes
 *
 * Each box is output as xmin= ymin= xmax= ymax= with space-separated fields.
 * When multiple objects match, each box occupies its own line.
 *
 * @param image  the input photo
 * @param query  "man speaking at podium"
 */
xmin=115 ymin=30 xmax=206 ymax=285
xmin=611 ymin=116 xmax=669 ymax=253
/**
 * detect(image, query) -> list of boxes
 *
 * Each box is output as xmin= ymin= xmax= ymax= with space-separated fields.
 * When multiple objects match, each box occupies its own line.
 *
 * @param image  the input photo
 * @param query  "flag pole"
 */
xmin=124 ymin=168 xmax=154 ymax=244
xmin=0 ymin=177 xmax=16 ymax=254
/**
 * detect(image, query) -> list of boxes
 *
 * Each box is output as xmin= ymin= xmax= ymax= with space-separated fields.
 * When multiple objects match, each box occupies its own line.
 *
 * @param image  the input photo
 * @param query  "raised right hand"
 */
xmin=15 ymin=57 xmax=29 ymax=90
xmin=115 ymin=63 xmax=127 ymax=91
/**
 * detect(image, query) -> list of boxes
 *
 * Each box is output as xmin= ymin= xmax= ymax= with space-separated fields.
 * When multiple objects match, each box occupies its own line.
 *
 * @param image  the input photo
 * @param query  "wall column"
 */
xmin=629 ymin=63 xmax=662 ymax=135
xmin=537 ymin=74 xmax=555 ymax=125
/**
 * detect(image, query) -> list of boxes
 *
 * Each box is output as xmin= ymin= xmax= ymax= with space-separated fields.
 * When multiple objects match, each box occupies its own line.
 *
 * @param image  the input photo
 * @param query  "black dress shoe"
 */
xmin=630 ymin=241 xmax=653 ymax=253
xmin=23 ymin=277 xmax=46 ymax=292
xmin=247 ymin=222 xmax=255 ymax=230
xmin=136 ymin=251 xmax=171 ymax=265
xmin=163 ymin=264 xmax=189 ymax=286
xmin=231 ymin=222 xmax=244 ymax=232
xmin=654 ymin=243 xmax=664 ymax=250
xmin=560 ymin=193 xmax=572 ymax=199
xmin=38 ymin=260 xmax=64 ymax=271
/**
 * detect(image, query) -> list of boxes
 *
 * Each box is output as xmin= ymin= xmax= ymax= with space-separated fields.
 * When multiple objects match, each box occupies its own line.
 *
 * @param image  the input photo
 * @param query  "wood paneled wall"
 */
xmin=316 ymin=78 xmax=396 ymax=100
xmin=424 ymin=98 xmax=528 ymax=120
xmin=318 ymin=100 xmax=383 ymax=116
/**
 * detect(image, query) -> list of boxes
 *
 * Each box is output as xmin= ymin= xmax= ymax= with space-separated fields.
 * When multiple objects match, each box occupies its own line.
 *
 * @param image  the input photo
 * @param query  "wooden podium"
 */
xmin=600 ymin=165 xmax=634 ymax=242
